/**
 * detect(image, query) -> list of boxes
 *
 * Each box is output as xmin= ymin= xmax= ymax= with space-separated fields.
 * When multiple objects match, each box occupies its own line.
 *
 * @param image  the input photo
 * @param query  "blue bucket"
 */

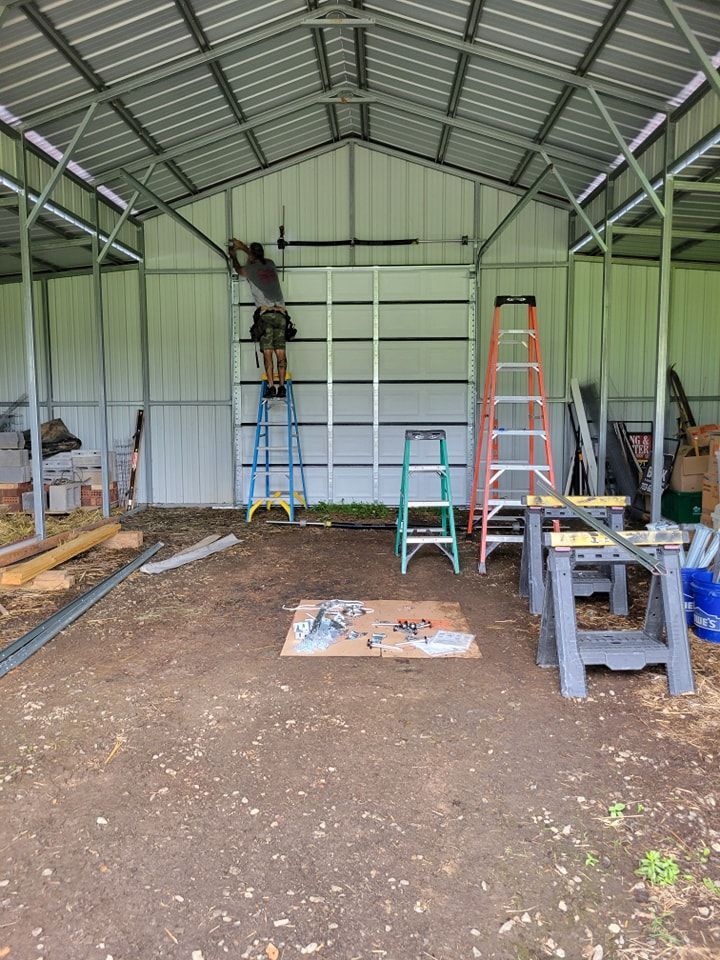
xmin=692 ymin=570 xmax=720 ymax=643
xmin=681 ymin=567 xmax=703 ymax=625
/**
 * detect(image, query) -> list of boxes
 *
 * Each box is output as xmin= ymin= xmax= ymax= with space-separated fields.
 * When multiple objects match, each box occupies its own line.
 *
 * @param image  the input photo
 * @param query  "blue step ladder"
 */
xmin=246 ymin=375 xmax=308 ymax=522
xmin=395 ymin=429 xmax=460 ymax=574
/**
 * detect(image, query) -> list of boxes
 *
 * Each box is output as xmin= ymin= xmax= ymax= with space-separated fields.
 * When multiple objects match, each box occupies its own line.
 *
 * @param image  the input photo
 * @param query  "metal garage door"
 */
xmin=232 ymin=266 xmax=476 ymax=506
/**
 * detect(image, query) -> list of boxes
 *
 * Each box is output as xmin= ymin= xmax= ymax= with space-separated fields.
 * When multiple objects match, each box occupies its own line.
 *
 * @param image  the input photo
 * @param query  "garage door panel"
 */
xmin=379 ymin=425 xmax=467 ymax=463
xmin=379 ymin=466 xmax=467 ymax=505
xmin=333 ymin=304 xmax=372 ymax=338
xmin=240 ymin=342 xmax=326 ymax=381
xmin=242 ymin=466 xmax=328 ymax=504
xmin=379 ymin=342 xmax=466 ymax=380
xmin=333 ymin=384 xmax=372 ymax=422
xmin=379 ymin=383 xmax=467 ymax=421
xmin=334 ymin=425 xmax=372 ymax=463
xmin=241 ymin=423 xmax=327 ymax=464
xmin=333 ymin=468 xmax=375 ymax=501
xmin=333 ymin=342 xmax=373 ymax=380
xmin=239 ymin=383 xmax=327 ymax=422
xmin=332 ymin=271 xmax=374 ymax=301
xmin=379 ymin=302 xmax=467 ymax=338
xmin=281 ymin=272 xmax=328 ymax=302
xmin=379 ymin=269 xmax=470 ymax=301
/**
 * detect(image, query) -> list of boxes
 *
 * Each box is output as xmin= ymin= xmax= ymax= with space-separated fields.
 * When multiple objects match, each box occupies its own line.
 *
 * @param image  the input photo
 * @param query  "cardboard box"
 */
xmin=671 ymin=445 xmax=709 ymax=493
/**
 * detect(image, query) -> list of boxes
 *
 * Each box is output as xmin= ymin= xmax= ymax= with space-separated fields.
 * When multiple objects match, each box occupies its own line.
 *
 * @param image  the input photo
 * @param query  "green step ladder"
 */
xmin=395 ymin=429 xmax=460 ymax=575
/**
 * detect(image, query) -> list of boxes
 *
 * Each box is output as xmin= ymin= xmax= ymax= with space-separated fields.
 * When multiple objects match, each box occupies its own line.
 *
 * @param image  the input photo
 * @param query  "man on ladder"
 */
xmin=229 ymin=239 xmax=288 ymax=398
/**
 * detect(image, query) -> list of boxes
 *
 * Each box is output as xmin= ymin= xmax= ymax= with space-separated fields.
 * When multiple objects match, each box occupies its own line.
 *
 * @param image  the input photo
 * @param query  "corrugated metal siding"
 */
xmin=146 ymin=272 xmax=232 ymax=504
xmin=477 ymin=185 xmax=569 ymax=265
xmin=144 ymin=192 xmax=227 ymax=270
xmin=353 ymin=148 xmax=476 ymax=266
xmin=571 ymin=259 xmax=720 ymax=421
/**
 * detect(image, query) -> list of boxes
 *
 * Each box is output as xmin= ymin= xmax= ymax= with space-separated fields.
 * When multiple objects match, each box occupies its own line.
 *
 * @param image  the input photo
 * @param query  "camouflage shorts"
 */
xmin=258 ymin=311 xmax=286 ymax=351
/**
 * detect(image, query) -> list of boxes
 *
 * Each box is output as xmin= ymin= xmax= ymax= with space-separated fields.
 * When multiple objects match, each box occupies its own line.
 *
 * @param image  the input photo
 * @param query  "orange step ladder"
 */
xmin=467 ymin=295 xmax=556 ymax=573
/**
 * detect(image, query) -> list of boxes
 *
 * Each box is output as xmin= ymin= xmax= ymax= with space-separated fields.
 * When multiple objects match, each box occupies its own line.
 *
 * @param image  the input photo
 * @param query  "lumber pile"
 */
xmin=0 ymin=523 xmax=121 ymax=586
xmin=0 ymin=518 xmax=117 ymax=568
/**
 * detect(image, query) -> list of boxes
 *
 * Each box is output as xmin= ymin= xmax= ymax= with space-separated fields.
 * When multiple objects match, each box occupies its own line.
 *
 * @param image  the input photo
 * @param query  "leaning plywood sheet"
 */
xmin=0 ymin=523 xmax=121 ymax=586
xmin=281 ymin=600 xmax=479 ymax=658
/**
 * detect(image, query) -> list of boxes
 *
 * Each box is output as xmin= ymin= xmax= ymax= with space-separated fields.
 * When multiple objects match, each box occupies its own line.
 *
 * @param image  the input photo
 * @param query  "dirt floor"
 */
xmin=1 ymin=508 xmax=719 ymax=960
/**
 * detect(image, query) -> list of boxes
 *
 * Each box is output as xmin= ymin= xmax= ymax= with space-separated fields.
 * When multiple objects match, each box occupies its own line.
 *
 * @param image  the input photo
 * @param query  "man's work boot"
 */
xmin=265 ymin=385 xmax=276 ymax=399
xmin=277 ymin=385 xmax=287 ymax=399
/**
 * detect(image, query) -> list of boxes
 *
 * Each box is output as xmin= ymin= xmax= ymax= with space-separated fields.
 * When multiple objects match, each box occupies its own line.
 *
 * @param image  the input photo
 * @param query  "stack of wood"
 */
xmin=0 ymin=522 xmax=144 ymax=592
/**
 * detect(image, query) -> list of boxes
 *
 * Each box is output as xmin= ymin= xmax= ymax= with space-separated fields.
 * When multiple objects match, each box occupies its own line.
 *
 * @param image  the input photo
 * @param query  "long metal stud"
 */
xmin=16 ymin=136 xmax=45 ymax=539
xmin=597 ymin=180 xmax=614 ymax=494
xmin=92 ymin=190 xmax=111 ymax=517
xmin=372 ymin=266 xmax=380 ymax=500
xmin=326 ymin=267 xmax=334 ymax=502
xmin=137 ymin=227 xmax=153 ymax=506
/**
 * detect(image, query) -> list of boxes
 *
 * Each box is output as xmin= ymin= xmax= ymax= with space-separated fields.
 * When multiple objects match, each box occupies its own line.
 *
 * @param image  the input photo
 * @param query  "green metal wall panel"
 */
xmin=477 ymin=188 xmax=569 ymax=266
xmin=231 ymin=147 xmax=352 ymax=268
xmin=143 ymin=192 xmax=227 ymax=270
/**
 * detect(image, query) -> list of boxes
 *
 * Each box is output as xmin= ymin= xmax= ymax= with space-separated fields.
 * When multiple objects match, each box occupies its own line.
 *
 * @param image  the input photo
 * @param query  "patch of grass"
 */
xmin=702 ymin=877 xmax=720 ymax=897
xmin=648 ymin=913 xmax=681 ymax=946
xmin=636 ymin=851 xmax=680 ymax=887
xmin=585 ymin=852 xmax=600 ymax=867
xmin=608 ymin=801 xmax=626 ymax=819
xmin=308 ymin=501 xmax=394 ymax=520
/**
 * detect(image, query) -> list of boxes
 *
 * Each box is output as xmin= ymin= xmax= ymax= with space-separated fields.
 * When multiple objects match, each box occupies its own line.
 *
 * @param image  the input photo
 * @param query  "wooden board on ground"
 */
xmin=0 ymin=517 xmax=117 ymax=568
xmin=281 ymin=600 xmax=479 ymax=659
xmin=101 ymin=530 xmax=144 ymax=550
xmin=0 ymin=523 xmax=121 ymax=585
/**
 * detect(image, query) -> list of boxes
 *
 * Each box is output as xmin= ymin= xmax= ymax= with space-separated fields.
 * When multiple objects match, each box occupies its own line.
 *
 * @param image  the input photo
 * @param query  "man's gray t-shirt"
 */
xmin=243 ymin=259 xmax=285 ymax=309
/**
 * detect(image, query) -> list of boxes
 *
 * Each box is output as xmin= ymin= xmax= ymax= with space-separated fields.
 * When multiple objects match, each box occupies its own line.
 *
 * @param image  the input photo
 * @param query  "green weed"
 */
xmin=702 ymin=877 xmax=720 ymax=897
xmin=584 ymin=852 xmax=599 ymax=867
xmin=608 ymin=801 xmax=626 ymax=819
xmin=648 ymin=913 xmax=681 ymax=946
xmin=309 ymin=501 xmax=393 ymax=519
xmin=636 ymin=851 xmax=680 ymax=887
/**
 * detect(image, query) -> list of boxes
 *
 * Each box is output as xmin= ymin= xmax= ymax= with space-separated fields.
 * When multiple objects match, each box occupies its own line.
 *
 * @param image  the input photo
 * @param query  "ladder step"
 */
xmin=499 ymin=328 xmax=536 ymax=335
xmin=496 ymin=362 xmax=539 ymax=369
xmin=256 ymin=445 xmax=296 ymax=451
xmin=487 ymin=498 xmax=524 ymax=506
xmin=406 ymin=536 xmax=455 ymax=544
xmin=407 ymin=500 xmax=451 ymax=508
xmin=490 ymin=463 xmax=550 ymax=471
xmin=494 ymin=396 xmax=543 ymax=403
xmin=493 ymin=429 xmax=547 ymax=437
xmin=485 ymin=534 xmax=524 ymax=544
xmin=408 ymin=464 xmax=446 ymax=472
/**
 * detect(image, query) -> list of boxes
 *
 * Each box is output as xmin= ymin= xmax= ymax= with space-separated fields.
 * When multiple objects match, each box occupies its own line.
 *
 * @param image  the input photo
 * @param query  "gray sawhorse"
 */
xmin=520 ymin=495 xmax=629 ymax=615
xmin=537 ymin=530 xmax=694 ymax=699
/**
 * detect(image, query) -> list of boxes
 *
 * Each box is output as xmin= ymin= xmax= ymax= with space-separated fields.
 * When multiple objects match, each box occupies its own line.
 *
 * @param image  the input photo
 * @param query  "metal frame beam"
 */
xmin=476 ymin=163 xmax=553 ymax=261
xmin=121 ymin=169 xmax=228 ymax=263
xmin=19 ymin=1 xmax=196 ymax=196
xmin=21 ymin=3 xmax=667 ymax=130
xmin=510 ymin=0 xmax=634 ymax=186
xmin=588 ymin=88 xmax=665 ymax=219
xmin=436 ymin=0 xmax=486 ymax=164
xmin=91 ymin=190 xmax=111 ymax=517
xmin=597 ymin=182 xmax=614 ymax=494
xmin=16 ymin=136 xmax=46 ymax=539
xmin=305 ymin=0 xmax=340 ymax=141
xmin=27 ymin=103 xmax=98 ymax=228
xmin=352 ymin=0 xmax=370 ymax=139
xmin=657 ymin=0 xmax=720 ymax=99
xmin=543 ymin=153 xmax=607 ymax=252
xmin=173 ymin=0 xmax=267 ymax=169
xmin=98 ymin=163 xmax=156 ymax=265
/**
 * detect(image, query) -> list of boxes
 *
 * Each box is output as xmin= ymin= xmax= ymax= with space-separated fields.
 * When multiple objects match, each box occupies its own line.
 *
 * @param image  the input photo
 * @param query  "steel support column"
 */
xmin=650 ymin=171 xmax=675 ymax=522
xmin=91 ymin=191 xmax=111 ymax=517
xmin=16 ymin=136 xmax=45 ymax=539
xmin=137 ymin=227 xmax=153 ymax=507
xmin=597 ymin=182 xmax=614 ymax=494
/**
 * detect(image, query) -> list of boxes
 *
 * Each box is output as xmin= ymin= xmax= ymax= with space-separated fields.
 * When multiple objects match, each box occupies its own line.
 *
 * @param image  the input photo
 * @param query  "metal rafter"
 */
xmin=18 ymin=1 xmax=197 ymax=196
xmin=436 ymin=0 xmax=486 ymax=164
xmin=21 ymin=3 xmax=667 ymax=131
xmin=306 ymin=0 xmax=340 ymax=141
xmin=352 ymin=0 xmax=370 ymax=139
xmin=656 ymin=0 xmax=720 ymax=99
xmin=510 ymin=0 xmax=634 ymax=186
xmin=172 ymin=0 xmax=267 ymax=169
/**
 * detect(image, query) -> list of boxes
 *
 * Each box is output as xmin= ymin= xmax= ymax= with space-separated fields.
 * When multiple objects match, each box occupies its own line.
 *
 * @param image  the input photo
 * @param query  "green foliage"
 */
xmin=309 ymin=501 xmax=393 ymax=519
xmin=584 ymin=852 xmax=599 ymax=867
xmin=702 ymin=877 xmax=720 ymax=897
xmin=636 ymin=851 xmax=680 ymax=887
xmin=648 ymin=914 xmax=681 ymax=946
xmin=699 ymin=847 xmax=711 ymax=865
xmin=608 ymin=801 xmax=626 ymax=819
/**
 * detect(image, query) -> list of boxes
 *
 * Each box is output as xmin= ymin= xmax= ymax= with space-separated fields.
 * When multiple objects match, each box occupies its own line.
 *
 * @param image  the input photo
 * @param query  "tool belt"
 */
xmin=250 ymin=308 xmax=297 ymax=342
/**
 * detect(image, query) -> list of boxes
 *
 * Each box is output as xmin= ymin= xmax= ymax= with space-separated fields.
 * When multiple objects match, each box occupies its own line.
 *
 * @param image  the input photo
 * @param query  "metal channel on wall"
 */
xmin=232 ymin=265 xmax=477 ymax=506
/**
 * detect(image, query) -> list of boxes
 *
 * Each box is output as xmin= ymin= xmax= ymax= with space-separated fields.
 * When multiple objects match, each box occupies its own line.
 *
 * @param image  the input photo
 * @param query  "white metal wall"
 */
xmin=140 ymin=143 xmax=571 ymax=505
xmin=233 ymin=266 xmax=475 ymax=505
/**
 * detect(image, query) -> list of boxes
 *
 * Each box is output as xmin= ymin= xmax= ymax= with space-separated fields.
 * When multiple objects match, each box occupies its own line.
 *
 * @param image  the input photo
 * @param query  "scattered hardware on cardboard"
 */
xmin=281 ymin=600 xmax=479 ymax=658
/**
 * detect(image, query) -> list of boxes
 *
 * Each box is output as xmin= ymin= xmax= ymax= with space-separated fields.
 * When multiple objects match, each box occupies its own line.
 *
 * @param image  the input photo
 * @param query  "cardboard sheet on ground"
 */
xmin=281 ymin=600 xmax=479 ymax=658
